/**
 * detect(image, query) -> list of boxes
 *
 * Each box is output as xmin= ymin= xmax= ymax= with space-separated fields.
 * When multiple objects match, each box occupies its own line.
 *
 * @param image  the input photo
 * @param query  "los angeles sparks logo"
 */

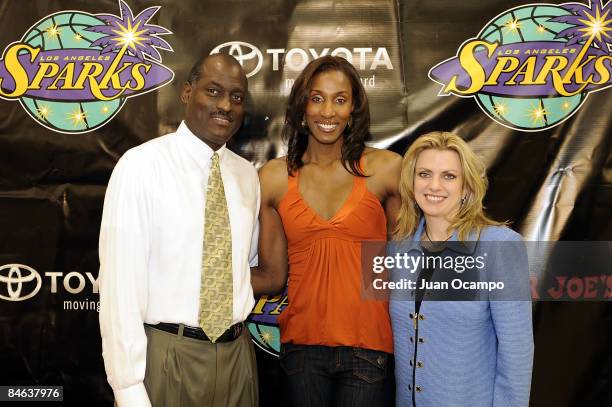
xmin=0 ymin=0 xmax=173 ymax=134
xmin=429 ymin=1 xmax=611 ymax=131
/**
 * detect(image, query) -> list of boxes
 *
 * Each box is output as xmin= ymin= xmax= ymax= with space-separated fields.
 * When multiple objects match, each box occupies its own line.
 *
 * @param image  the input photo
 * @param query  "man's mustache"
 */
xmin=210 ymin=111 xmax=233 ymax=122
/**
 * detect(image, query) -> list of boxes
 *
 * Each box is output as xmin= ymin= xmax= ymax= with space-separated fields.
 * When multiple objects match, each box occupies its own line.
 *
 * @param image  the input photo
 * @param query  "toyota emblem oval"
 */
xmin=0 ymin=264 xmax=42 ymax=301
xmin=210 ymin=41 xmax=264 ymax=78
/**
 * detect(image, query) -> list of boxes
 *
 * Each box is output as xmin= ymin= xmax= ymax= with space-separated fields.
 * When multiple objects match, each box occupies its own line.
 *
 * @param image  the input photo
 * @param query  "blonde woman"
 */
xmin=390 ymin=132 xmax=533 ymax=406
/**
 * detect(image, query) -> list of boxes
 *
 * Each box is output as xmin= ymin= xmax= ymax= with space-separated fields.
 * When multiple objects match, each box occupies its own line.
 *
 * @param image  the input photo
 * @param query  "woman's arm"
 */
xmin=489 ymin=230 xmax=534 ymax=407
xmin=366 ymin=148 xmax=402 ymax=238
xmin=383 ymin=153 xmax=402 ymax=238
xmin=250 ymin=159 xmax=289 ymax=296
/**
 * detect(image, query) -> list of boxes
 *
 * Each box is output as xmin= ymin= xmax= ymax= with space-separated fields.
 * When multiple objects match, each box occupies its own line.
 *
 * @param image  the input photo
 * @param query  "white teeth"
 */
xmin=425 ymin=194 xmax=445 ymax=202
xmin=317 ymin=123 xmax=337 ymax=131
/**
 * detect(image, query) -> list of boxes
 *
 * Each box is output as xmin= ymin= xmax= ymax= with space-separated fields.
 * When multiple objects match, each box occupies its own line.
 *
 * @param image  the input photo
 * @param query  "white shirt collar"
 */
xmin=177 ymin=120 xmax=227 ymax=169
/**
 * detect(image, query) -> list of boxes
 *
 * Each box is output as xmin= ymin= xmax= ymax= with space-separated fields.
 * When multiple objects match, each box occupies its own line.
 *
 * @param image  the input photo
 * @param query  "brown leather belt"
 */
xmin=145 ymin=322 xmax=244 ymax=342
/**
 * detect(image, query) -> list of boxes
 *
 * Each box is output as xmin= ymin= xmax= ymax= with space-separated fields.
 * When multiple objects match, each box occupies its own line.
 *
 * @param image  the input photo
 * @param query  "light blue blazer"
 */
xmin=389 ymin=218 xmax=534 ymax=407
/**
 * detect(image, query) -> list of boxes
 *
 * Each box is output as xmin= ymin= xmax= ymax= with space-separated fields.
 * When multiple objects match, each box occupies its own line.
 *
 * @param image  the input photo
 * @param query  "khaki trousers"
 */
xmin=143 ymin=324 xmax=258 ymax=407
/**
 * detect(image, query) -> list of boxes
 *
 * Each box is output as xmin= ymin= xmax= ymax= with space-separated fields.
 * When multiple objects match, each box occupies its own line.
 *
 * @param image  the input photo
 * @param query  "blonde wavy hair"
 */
xmin=394 ymin=131 xmax=504 ymax=241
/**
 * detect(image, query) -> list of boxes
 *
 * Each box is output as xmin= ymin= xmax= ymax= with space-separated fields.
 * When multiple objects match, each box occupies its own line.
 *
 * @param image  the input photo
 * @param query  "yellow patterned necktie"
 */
xmin=199 ymin=152 xmax=233 ymax=343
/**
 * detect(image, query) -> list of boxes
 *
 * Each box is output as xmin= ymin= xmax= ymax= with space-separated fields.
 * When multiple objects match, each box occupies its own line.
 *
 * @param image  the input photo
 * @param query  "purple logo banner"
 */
xmin=0 ymin=0 xmax=174 ymax=134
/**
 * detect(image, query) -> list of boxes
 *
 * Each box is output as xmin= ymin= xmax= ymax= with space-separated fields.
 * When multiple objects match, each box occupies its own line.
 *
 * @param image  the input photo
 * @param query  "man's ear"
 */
xmin=180 ymin=81 xmax=192 ymax=104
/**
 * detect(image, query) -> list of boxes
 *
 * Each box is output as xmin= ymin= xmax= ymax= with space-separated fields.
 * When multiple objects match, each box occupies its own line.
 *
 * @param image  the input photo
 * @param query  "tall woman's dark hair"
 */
xmin=283 ymin=56 xmax=370 ymax=176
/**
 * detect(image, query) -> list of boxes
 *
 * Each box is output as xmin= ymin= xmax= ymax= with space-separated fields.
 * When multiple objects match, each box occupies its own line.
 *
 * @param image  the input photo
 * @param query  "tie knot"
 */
xmin=211 ymin=152 xmax=220 ymax=166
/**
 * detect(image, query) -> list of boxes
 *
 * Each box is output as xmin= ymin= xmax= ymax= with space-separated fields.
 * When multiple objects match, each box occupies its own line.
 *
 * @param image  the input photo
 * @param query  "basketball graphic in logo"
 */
xmin=17 ymin=12 xmax=124 ymax=133
xmin=0 ymin=1 xmax=174 ymax=134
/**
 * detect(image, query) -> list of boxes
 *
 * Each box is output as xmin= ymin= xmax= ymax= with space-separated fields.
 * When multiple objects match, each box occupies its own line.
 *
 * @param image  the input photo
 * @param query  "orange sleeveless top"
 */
xmin=277 ymin=164 xmax=393 ymax=353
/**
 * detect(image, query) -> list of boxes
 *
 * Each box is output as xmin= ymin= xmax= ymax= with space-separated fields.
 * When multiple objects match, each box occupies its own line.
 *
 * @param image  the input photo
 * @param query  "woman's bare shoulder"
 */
xmin=260 ymin=157 xmax=287 ymax=175
xmin=363 ymin=147 xmax=402 ymax=173
xmin=259 ymin=157 xmax=289 ymax=199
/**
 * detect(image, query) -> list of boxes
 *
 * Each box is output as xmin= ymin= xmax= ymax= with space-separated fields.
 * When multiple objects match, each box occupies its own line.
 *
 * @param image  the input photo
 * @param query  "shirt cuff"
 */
xmin=113 ymin=383 xmax=151 ymax=407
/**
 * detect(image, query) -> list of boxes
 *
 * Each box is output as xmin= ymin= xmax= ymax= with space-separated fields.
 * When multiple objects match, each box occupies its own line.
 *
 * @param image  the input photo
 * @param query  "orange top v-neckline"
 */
xmin=295 ymin=170 xmax=359 ymax=224
xmin=276 ymin=157 xmax=393 ymax=354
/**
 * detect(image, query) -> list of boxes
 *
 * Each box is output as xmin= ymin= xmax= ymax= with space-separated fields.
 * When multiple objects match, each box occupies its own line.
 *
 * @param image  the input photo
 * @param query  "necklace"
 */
xmin=423 ymin=226 xmax=451 ymax=252
xmin=425 ymin=228 xmax=452 ymax=243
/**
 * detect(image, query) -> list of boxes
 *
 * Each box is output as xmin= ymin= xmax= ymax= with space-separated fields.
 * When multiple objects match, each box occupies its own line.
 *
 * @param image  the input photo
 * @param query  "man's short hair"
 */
xmin=186 ymin=53 xmax=243 ymax=84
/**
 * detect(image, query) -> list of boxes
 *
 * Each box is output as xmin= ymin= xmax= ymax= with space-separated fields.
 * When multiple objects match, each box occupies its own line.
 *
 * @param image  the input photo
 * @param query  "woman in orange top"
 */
xmin=251 ymin=56 xmax=401 ymax=406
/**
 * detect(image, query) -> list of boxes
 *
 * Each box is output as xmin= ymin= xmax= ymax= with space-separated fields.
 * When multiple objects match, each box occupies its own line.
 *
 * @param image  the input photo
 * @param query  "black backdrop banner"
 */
xmin=0 ymin=0 xmax=610 ymax=406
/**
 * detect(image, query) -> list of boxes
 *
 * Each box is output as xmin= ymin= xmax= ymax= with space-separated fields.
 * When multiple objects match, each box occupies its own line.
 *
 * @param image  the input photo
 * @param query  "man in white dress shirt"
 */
xmin=99 ymin=53 xmax=259 ymax=407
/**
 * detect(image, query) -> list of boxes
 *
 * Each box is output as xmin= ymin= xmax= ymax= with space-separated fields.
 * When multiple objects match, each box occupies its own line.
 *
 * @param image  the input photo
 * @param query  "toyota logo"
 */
xmin=210 ymin=41 xmax=263 ymax=78
xmin=0 ymin=264 xmax=42 ymax=301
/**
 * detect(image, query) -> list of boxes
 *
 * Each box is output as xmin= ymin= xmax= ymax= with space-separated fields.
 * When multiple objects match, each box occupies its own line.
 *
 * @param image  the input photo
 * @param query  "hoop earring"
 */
xmin=301 ymin=116 xmax=307 ymax=129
